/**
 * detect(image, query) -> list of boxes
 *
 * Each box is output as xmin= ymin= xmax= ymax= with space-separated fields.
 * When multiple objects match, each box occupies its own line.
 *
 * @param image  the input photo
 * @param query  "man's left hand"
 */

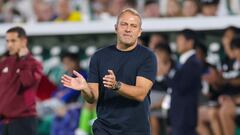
xmin=103 ymin=70 xmax=117 ymax=89
xmin=18 ymin=47 xmax=29 ymax=58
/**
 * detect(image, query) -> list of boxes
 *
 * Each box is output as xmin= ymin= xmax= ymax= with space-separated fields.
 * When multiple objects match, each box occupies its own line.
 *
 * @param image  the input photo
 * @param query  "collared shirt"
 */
xmin=179 ymin=49 xmax=195 ymax=65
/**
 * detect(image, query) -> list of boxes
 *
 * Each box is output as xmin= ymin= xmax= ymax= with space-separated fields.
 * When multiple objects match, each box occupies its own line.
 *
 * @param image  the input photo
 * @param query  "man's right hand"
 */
xmin=61 ymin=70 xmax=88 ymax=91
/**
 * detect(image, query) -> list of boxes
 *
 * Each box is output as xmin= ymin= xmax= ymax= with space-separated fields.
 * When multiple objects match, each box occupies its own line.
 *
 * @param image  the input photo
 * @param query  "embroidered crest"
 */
xmin=16 ymin=69 xmax=20 ymax=73
xmin=2 ymin=67 xmax=8 ymax=73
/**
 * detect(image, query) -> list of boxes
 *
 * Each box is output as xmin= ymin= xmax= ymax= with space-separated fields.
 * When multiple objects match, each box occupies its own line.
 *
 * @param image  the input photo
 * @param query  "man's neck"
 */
xmin=116 ymin=42 xmax=137 ymax=51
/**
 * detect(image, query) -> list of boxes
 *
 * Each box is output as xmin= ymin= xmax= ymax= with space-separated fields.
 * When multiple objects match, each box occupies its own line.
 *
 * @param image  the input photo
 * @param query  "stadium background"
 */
xmin=0 ymin=0 xmax=240 ymax=135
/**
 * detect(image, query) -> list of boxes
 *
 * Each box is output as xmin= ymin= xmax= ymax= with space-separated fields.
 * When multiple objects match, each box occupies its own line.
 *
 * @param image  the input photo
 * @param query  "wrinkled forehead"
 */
xmin=117 ymin=11 xmax=142 ymax=26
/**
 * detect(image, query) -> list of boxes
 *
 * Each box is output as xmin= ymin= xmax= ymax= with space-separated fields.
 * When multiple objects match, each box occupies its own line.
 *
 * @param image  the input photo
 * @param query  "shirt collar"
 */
xmin=179 ymin=49 xmax=195 ymax=65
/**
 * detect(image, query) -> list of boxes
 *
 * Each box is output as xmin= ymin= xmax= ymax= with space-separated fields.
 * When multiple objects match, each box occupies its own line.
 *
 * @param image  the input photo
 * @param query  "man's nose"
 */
xmin=7 ymin=43 xmax=12 ymax=49
xmin=125 ymin=26 xmax=131 ymax=32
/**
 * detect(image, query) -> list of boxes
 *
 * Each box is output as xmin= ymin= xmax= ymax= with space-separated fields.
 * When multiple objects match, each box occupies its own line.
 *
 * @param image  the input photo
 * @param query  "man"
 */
xmin=169 ymin=29 xmax=202 ymax=135
xmin=0 ymin=26 xmax=43 ymax=135
xmin=62 ymin=8 xmax=157 ymax=135
xmin=200 ymin=0 xmax=219 ymax=16
xmin=55 ymin=0 xmax=82 ymax=22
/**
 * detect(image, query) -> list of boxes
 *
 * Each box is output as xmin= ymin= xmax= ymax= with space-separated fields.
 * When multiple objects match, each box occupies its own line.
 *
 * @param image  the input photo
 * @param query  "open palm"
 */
xmin=61 ymin=70 xmax=87 ymax=91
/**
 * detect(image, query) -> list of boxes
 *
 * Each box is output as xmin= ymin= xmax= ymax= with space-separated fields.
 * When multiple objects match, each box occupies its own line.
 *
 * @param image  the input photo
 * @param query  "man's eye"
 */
xmin=121 ymin=23 xmax=127 ymax=26
xmin=131 ymin=24 xmax=137 ymax=28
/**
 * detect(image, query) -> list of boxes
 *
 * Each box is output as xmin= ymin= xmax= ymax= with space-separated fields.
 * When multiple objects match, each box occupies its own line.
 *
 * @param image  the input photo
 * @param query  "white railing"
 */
xmin=0 ymin=16 xmax=239 ymax=36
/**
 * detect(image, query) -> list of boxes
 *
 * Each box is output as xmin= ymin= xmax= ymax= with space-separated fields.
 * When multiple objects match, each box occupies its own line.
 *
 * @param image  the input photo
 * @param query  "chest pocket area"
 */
xmin=117 ymin=61 xmax=138 ymax=85
xmin=0 ymin=68 xmax=11 ymax=84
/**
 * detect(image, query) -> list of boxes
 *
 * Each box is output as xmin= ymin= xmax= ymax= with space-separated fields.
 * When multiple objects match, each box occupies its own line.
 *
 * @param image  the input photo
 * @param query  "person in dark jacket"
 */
xmin=0 ymin=26 xmax=43 ymax=135
xmin=169 ymin=29 xmax=202 ymax=135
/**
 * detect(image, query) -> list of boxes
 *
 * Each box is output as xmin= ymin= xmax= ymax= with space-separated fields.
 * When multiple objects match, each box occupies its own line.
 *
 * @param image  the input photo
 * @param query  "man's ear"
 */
xmin=114 ymin=24 xmax=118 ymax=33
xmin=138 ymin=28 xmax=142 ymax=37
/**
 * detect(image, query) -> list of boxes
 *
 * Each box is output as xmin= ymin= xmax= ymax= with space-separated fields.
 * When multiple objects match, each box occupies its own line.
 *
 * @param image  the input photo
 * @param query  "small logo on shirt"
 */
xmin=16 ymin=69 xmax=20 ymax=73
xmin=2 ymin=67 xmax=8 ymax=73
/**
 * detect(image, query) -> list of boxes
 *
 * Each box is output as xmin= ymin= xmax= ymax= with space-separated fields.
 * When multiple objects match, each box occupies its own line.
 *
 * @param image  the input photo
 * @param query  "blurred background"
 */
xmin=1 ymin=0 xmax=240 ymax=135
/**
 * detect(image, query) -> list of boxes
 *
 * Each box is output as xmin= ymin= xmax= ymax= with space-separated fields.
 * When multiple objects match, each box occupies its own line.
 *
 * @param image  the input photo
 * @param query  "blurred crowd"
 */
xmin=0 ymin=0 xmax=240 ymax=23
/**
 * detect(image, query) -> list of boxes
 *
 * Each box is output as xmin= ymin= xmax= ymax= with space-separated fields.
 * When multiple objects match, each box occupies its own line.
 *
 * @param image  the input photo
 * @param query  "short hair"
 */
xmin=195 ymin=41 xmax=208 ymax=56
xmin=154 ymin=43 xmax=172 ymax=55
xmin=116 ymin=8 xmax=142 ymax=26
xmin=145 ymin=0 xmax=158 ymax=7
xmin=6 ymin=26 xmax=27 ymax=38
xmin=200 ymin=0 xmax=219 ymax=5
xmin=223 ymin=26 xmax=239 ymax=35
xmin=61 ymin=52 xmax=79 ymax=63
xmin=178 ymin=29 xmax=197 ymax=46
xmin=231 ymin=35 xmax=240 ymax=49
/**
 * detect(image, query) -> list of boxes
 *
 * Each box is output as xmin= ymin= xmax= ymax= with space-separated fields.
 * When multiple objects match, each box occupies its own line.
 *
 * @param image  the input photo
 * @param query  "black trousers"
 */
xmin=2 ymin=116 xmax=37 ymax=135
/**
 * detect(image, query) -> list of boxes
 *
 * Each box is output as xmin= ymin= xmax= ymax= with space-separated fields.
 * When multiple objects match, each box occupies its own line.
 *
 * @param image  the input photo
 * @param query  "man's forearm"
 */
xmin=117 ymin=82 xmax=150 ymax=102
xmin=81 ymin=87 xmax=96 ymax=104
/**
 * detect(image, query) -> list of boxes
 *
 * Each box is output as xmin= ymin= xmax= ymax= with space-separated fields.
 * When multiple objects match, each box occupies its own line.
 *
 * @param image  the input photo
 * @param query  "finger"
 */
xmin=73 ymin=70 xmax=83 ymax=79
xmin=104 ymin=84 xmax=112 ymax=88
xmin=104 ymin=75 xmax=114 ymax=79
xmin=61 ymin=79 xmax=71 ymax=85
xmin=62 ymin=74 xmax=73 ymax=81
xmin=103 ymin=80 xmax=113 ymax=85
xmin=103 ymin=77 xmax=114 ymax=83
xmin=61 ymin=77 xmax=72 ymax=85
xmin=61 ymin=79 xmax=71 ymax=86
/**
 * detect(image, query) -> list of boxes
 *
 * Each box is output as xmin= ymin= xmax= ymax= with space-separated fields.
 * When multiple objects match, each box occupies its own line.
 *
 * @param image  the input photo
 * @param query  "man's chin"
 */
xmin=121 ymin=41 xmax=135 ymax=46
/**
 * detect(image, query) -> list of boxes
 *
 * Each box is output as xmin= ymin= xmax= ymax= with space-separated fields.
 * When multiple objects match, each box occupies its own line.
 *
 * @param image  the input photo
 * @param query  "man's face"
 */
xmin=202 ymin=4 xmax=218 ymax=16
xmin=62 ymin=57 xmax=77 ymax=73
xmin=176 ymin=34 xmax=188 ymax=54
xmin=57 ymin=0 xmax=70 ymax=19
xmin=6 ymin=32 xmax=25 ymax=55
xmin=115 ymin=12 xmax=142 ymax=47
xmin=182 ymin=1 xmax=198 ymax=17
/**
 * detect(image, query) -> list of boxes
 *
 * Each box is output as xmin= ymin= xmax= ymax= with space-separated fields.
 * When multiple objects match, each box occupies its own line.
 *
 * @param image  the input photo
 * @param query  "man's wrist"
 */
xmin=112 ymin=81 xmax=121 ymax=91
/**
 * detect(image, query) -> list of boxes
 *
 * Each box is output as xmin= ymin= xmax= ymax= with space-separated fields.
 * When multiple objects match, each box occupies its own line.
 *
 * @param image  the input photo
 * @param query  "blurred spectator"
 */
xmin=201 ymin=35 xmax=240 ymax=135
xmin=33 ymin=0 xmax=55 ymax=22
xmin=51 ymin=106 xmax=80 ymax=135
xmin=90 ymin=0 xmax=110 ymax=20
xmin=196 ymin=42 xmax=222 ymax=135
xmin=221 ymin=26 xmax=238 ymax=62
xmin=229 ymin=0 xmax=240 ymax=14
xmin=148 ymin=33 xmax=169 ymax=51
xmin=150 ymin=44 xmax=173 ymax=135
xmin=0 ymin=26 xmax=43 ymax=135
xmin=143 ymin=0 xmax=160 ymax=18
xmin=55 ymin=0 xmax=82 ymax=22
xmin=182 ymin=0 xmax=200 ymax=17
xmin=108 ymin=0 xmax=136 ymax=17
xmin=200 ymin=0 xmax=220 ymax=16
xmin=0 ymin=0 xmax=4 ymax=22
xmin=166 ymin=0 xmax=181 ymax=17
xmin=169 ymin=29 xmax=202 ymax=135
xmin=55 ymin=52 xmax=87 ymax=104
xmin=2 ymin=1 xmax=25 ymax=23
xmin=44 ymin=46 xmax=64 ymax=85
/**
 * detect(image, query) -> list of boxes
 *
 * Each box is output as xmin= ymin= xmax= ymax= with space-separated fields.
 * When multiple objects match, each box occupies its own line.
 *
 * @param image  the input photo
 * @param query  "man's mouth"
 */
xmin=123 ymin=34 xmax=131 ymax=37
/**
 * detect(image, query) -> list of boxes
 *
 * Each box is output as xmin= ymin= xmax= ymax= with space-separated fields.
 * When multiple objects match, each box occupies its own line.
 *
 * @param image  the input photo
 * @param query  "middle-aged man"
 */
xmin=0 ymin=26 xmax=43 ymax=135
xmin=169 ymin=29 xmax=202 ymax=135
xmin=62 ymin=8 xmax=157 ymax=135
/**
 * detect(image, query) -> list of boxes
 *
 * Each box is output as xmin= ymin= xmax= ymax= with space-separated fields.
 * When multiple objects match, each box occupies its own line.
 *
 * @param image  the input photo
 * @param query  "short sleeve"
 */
xmin=137 ymin=52 xmax=157 ymax=83
xmin=87 ymin=53 xmax=99 ymax=83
